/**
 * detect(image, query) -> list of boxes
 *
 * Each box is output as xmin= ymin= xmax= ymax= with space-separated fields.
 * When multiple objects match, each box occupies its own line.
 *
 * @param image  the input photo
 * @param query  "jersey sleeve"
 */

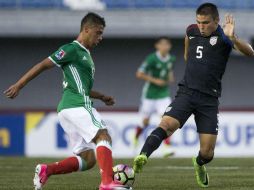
xmin=48 ymin=44 xmax=76 ymax=67
xmin=137 ymin=55 xmax=153 ymax=73
xmin=186 ymin=24 xmax=197 ymax=37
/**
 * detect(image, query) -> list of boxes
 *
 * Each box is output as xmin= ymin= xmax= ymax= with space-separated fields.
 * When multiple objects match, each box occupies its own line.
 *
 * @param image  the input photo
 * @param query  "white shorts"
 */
xmin=139 ymin=97 xmax=172 ymax=119
xmin=58 ymin=107 xmax=106 ymax=155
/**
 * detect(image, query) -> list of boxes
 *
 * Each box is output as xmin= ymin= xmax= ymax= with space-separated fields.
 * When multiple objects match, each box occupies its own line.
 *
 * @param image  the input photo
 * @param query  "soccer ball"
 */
xmin=113 ymin=164 xmax=135 ymax=186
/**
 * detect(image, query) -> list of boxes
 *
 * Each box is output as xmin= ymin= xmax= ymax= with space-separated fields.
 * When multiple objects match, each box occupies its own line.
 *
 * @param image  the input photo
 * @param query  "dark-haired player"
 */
xmin=133 ymin=3 xmax=254 ymax=188
xmin=134 ymin=37 xmax=175 ymax=157
xmin=4 ymin=12 xmax=131 ymax=190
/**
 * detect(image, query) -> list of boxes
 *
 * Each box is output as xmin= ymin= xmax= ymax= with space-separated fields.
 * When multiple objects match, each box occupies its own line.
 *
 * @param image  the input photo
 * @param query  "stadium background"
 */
xmin=0 ymin=0 xmax=254 ymax=158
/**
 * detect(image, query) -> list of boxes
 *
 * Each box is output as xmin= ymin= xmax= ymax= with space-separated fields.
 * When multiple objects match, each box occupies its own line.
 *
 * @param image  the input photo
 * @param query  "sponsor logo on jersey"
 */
xmin=55 ymin=49 xmax=66 ymax=60
xmin=210 ymin=36 xmax=218 ymax=46
xmin=165 ymin=106 xmax=172 ymax=113
xmin=63 ymin=81 xmax=68 ymax=88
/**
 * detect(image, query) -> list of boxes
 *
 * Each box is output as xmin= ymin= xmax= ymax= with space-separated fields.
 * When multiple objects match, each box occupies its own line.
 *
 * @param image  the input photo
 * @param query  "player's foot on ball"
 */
xmin=133 ymin=154 xmax=147 ymax=173
xmin=192 ymin=157 xmax=209 ymax=188
xmin=33 ymin=164 xmax=49 ymax=190
xmin=99 ymin=182 xmax=133 ymax=190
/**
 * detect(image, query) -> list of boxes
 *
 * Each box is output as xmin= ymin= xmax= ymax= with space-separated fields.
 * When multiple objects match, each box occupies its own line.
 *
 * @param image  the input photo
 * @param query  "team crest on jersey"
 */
xmin=55 ymin=49 xmax=66 ymax=60
xmin=210 ymin=36 xmax=218 ymax=46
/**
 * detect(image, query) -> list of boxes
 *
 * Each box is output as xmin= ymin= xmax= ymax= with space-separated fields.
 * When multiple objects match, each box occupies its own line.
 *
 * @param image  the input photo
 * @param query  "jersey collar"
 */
xmin=156 ymin=51 xmax=170 ymax=62
xmin=73 ymin=40 xmax=91 ymax=55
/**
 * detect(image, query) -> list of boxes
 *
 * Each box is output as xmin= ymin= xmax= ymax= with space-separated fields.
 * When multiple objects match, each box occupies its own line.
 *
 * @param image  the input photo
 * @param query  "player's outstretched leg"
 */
xmin=133 ymin=116 xmax=179 ymax=173
xmin=95 ymin=129 xmax=131 ymax=190
xmin=33 ymin=155 xmax=91 ymax=190
xmin=133 ymin=127 xmax=167 ymax=173
xmin=192 ymin=151 xmax=213 ymax=188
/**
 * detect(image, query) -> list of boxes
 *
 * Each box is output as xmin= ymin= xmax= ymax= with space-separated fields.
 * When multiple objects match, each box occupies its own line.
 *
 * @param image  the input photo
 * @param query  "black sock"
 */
xmin=196 ymin=151 xmax=214 ymax=166
xmin=140 ymin=127 xmax=168 ymax=158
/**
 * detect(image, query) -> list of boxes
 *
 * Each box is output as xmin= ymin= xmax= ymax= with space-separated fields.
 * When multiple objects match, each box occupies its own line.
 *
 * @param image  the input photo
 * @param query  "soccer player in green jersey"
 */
xmin=4 ymin=13 xmax=131 ymax=190
xmin=134 ymin=37 xmax=176 ymax=156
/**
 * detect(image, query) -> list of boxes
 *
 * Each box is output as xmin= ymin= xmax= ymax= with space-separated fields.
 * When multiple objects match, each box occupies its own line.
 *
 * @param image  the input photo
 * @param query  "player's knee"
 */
xmin=86 ymin=157 xmax=96 ymax=169
xmin=159 ymin=116 xmax=180 ymax=136
xmin=78 ymin=150 xmax=96 ymax=170
xmin=93 ymin=129 xmax=112 ymax=144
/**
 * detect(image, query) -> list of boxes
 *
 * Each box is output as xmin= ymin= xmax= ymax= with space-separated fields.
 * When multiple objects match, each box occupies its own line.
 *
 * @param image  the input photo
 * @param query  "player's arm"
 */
xmin=4 ymin=58 xmax=55 ymax=99
xmin=231 ymin=37 xmax=254 ymax=56
xmin=137 ymin=57 xmax=167 ymax=87
xmin=168 ymin=70 xmax=175 ymax=84
xmin=136 ymin=71 xmax=167 ymax=87
xmin=184 ymin=35 xmax=189 ymax=61
xmin=223 ymin=14 xmax=254 ymax=56
xmin=90 ymin=90 xmax=115 ymax=106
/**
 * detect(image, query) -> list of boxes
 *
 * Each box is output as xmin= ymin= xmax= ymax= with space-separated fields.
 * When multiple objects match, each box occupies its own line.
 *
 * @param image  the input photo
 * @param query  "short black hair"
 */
xmin=196 ymin=3 xmax=219 ymax=20
xmin=155 ymin=36 xmax=171 ymax=44
xmin=80 ymin=12 xmax=106 ymax=31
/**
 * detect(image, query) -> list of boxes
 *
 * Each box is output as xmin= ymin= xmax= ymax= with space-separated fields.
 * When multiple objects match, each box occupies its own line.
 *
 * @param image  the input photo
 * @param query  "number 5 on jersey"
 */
xmin=196 ymin=46 xmax=203 ymax=59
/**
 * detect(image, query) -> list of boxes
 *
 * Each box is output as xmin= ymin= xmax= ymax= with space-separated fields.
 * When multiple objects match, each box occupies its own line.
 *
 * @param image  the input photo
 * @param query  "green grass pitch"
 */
xmin=0 ymin=157 xmax=253 ymax=190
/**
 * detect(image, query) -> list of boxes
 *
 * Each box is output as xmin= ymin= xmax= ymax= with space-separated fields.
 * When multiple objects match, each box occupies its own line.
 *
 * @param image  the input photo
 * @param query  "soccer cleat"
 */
xmin=99 ymin=182 xmax=133 ymax=190
xmin=33 ymin=164 xmax=49 ymax=190
xmin=192 ymin=157 xmax=209 ymax=188
xmin=133 ymin=154 xmax=148 ymax=173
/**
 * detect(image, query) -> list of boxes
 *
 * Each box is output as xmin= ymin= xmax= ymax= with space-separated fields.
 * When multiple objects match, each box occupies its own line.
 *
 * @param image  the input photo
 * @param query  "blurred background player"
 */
xmin=4 ymin=12 xmax=130 ymax=190
xmin=134 ymin=37 xmax=176 ymax=157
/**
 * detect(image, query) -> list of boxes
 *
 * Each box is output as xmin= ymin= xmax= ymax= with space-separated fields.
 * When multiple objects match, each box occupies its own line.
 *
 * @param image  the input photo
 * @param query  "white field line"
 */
xmin=152 ymin=166 xmax=242 ymax=170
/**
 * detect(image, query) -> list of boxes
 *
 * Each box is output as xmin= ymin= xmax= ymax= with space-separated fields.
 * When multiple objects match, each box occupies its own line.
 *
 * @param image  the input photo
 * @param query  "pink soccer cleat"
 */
xmin=99 ymin=182 xmax=133 ymax=190
xmin=33 ymin=164 xmax=49 ymax=190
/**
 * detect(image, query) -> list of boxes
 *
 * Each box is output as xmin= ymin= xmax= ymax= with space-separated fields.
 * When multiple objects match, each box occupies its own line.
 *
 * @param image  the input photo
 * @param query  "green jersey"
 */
xmin=138 ymin=52 xmax=176 ymax=99
xmin=49 ymin=40 xmax=95 ymax=112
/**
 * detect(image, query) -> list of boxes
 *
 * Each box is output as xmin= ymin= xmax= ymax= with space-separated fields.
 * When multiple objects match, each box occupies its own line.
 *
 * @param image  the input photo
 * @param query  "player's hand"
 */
xmin=223 ymin=14 xmax=235 ymax=40
xmin=153 ymin=79 xmax=167 ymax=87
xmin=101 ymin=95 xmax=115 ymax=106
xmin=4 ymin=84 xmax=21 ymax=99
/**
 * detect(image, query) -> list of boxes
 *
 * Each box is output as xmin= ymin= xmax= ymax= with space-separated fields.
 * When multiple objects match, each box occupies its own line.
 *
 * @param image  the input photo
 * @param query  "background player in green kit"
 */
xmin=4 ymin=13 xmax=130 ymax=190
xmin=134 ymin=37 xmax=176 ymax=156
